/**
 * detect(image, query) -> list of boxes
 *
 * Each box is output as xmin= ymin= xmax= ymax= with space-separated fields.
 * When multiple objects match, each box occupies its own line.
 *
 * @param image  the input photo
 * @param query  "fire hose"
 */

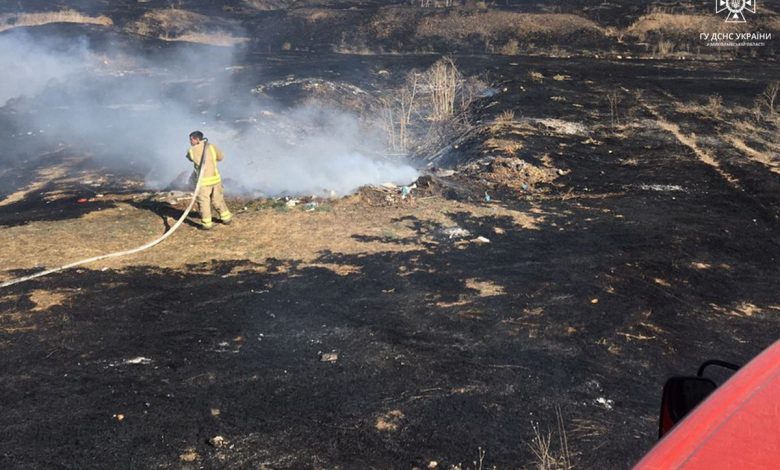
xmin=0 ymin=143 xmax=210 ymax=289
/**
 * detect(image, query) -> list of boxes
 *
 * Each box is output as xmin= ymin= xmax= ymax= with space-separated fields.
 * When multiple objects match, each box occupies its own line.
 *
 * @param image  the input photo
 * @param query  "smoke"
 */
xmin=0 ymin=30 xmax=417 ymax=196
xmin=0 ymin=33 xmax=89 ymax=104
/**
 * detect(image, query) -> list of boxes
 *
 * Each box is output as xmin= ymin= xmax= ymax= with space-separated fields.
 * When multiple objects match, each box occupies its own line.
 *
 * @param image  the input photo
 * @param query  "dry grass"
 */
xmin=499 ymin=39 xmax=520 ymax=55
xmin=755 ymin=81 xmax=779 ymax=119
xmin=0 ymin=9 xmax=112 ymax=33
xmin=710 ymin=302 xmax=769 ymax=318
xmin=29 ymin=289 xmax=74 ymax=312
xmin=465 ymin=278 xmax=505 ymax=297
xmin=653 ymin=115 xmax=739 ymax=187
xmin=484 ymin=138 xmax=523 ymax=155
xmin=416 ymin=12 xmax=603 ymax=43
xmin=0 ymin=165 xmax=70 ymax=208
xmin=691 ymin=261 xmax=732 ymax=270
xmin=675 ymin=101 xmax=700 ymax=115
xmin=165 ymin=32 xmax=248 ymax=47
xmin=654 ymin=39 xmax=675 ymax=57
xmin=126 ymin=9 xmax=246 ymax=46
xmin=706 ymin=95 xmax=724 ymax=119
xmin=375 ymin=410 xmax=404 ymax=432
xmin=0 ymin=178 xmax=542 ymax=284
xmin=291 ymin=8 xmax=347 ymax=23
xmin=569 ymin=418 xmax=607 ymax=441
xmin=528 ymin=407 xmax=573 ymax=470
xmin=367 ymin=7 xmax=420 ymax=40
xmin=726 ymin=135 xmax=780 ymax=174
xmin=241 ymin=0 xmax=294 ymax=10
xmin=675 ymin=95 xmax=725 ymax=120
xmin=495 ymin=110 xmax=516 ymax=124
xmin=626 ymin=13 xmax=726 ymax=42
xmin=628 ymin=11 xmax=780 ymax=54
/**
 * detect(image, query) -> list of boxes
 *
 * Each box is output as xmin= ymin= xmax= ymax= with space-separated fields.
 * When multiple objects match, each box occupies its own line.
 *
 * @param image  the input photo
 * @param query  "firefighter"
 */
xmin=186 ymin=131 xmax=232 ymax=230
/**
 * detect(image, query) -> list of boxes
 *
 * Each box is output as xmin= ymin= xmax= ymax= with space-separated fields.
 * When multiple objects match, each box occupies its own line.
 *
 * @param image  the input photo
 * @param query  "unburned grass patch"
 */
xmin=465 ymin=278 xmax=505 ymax=297
xmin=0 ymin=9 xmax=112 ymax=32
xmin=125 ymin=9 xmax=247 ymax=46
xmin=626 ymin=13 xmax=727 ymax=43
xmin=375 ymin=410 xmax=404 ymax=432
xmin=415 ymin=11 xmax=603 ymax=46
xmin=321 ymin=8 xmax=607 ymax=54
xmin=28 ymin=289 xmax=75 ymax=312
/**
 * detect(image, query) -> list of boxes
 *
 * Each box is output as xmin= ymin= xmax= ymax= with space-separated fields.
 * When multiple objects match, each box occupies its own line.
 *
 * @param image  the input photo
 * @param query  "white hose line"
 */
xmin=0 ymin=172 xmax=204 ymax=289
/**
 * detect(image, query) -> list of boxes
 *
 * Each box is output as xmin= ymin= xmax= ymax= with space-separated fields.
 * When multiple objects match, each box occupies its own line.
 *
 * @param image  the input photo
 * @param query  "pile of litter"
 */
xmin=356 ymin=176 xmax=440 ymax=206
xmin=461 ymin=156 xmax=561 ymax=193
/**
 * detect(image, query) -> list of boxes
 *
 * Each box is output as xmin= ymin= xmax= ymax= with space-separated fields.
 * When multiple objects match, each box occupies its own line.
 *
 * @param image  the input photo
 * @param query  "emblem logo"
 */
xmin=716 ymin=0 xmax=756 ymax=23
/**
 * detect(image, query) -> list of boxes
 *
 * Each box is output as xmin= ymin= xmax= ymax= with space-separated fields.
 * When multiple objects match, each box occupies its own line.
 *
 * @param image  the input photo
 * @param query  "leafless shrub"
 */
xmin=606 ymin=91 xmax=621 ymax=128
xmin=499 ymin=39 xmax=520 ymax=56
xmin=759 ymin=81 xmax=778 ymax=116
xmin=380 ymin=72 xmax=420 ymax=152
xmin=528 ymin=407 xmax=573 ymax=470
xmin=706 ymin=94 xmax=724 ymax=119
xmin=654 ymin=39 xmax=675 ymax=56
xmin=332 ymin=40 xmax=374 ymax=55
xmin=605 ymin=26 xmax=625 ymax=43
xmin=751 ymin=81 xmax=780 ymax=128
xmin=425 ymin=57 xmax=460 ymax=122
xmin=378 ymin=57 xmax=482 ymax=153
xmin=447 ymin=446 xmax=488 ymax=470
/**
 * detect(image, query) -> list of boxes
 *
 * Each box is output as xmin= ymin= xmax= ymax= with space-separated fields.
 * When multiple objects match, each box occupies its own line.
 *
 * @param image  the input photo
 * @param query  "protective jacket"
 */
xmin=187 ymin=141 xmax=224 ymax=186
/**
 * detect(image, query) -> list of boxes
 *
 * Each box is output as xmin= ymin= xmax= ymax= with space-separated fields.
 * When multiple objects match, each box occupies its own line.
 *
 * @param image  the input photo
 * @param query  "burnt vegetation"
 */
xmin=1 ymin=1 xmax=779 ymax=469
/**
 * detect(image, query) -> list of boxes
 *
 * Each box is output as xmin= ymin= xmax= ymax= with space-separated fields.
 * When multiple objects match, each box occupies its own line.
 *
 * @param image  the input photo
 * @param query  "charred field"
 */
xmin=1 ymin=4 xmax=780 ymax=470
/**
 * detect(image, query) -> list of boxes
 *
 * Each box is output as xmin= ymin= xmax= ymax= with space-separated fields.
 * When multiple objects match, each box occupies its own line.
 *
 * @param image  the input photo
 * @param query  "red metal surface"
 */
xmin=634 ymin=340 xmax=780 ymax=469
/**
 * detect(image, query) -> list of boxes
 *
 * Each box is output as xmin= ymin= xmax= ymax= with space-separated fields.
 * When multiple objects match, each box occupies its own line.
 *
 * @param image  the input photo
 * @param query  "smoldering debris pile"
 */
xmin=357 ymin=175 xmax=440 ymax=206
xmin=460 ymin=156 xmax=564 ymax=194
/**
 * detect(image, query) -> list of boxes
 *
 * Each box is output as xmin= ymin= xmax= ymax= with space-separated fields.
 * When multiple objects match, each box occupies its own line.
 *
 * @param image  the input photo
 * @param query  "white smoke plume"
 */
xmin=0 ymin=32 xmax=89 ymax=104
xmin=0 ymin=30 xmax=417 ymax=197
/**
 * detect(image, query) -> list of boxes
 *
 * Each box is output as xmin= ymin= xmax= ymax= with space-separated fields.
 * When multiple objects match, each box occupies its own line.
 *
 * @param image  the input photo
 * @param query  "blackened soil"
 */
xmin=1 ymin=53 xmax=779 ymax=469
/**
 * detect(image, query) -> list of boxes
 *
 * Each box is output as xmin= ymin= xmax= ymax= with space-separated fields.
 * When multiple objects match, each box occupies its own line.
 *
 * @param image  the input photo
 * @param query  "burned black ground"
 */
xmin=1 ymin=37 xmax=779 ymax=470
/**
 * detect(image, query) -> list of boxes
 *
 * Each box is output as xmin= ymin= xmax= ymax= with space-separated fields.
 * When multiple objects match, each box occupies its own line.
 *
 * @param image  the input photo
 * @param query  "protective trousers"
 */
xmin=197 ymin=183 xmax=232 ymax=228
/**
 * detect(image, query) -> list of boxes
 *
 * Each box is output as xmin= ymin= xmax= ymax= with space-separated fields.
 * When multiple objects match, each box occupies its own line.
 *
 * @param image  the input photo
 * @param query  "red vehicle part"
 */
xmin=634 ymin=340 xmax=780 ymax=469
